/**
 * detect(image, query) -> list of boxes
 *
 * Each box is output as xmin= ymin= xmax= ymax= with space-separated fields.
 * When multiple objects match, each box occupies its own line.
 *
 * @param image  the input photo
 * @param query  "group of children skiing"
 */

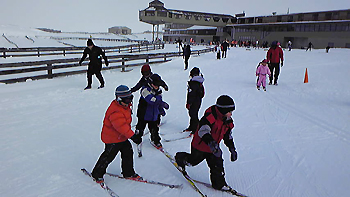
xmin=89 ymin=62 xmax=238 ymax=192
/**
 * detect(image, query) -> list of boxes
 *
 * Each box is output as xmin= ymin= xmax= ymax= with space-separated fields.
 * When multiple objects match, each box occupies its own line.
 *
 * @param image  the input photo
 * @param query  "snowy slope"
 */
xmin=0 ymin=34 xmax=350 ymax=197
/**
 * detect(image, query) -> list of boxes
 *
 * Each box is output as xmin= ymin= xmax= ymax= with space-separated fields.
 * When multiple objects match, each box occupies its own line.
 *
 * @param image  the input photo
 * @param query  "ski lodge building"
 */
xmin=139 ymin=0 xmax=350 ymax=49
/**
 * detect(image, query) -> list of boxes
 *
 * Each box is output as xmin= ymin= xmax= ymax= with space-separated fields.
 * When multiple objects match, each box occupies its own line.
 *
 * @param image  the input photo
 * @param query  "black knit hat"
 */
xmin=190 ymin=67 xmax=200 ymax=77
xmin=87 ymin=39 xmax=94 ymax=46
xmin=149 ymin=74 xmax=163 ymax=86
xmin=216 ymin=95 xmax=235 ymax=115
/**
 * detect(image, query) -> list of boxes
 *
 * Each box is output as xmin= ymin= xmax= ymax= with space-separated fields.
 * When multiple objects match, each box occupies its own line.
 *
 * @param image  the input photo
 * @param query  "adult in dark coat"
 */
xmin=184 ymin=67 xmax=205 ymax=134
xmin=175 ymin=95 xmax=238 ymax=190
xmin=183 ymin=45 xmax=191 ymax=70
xmin=306 ymin=42 xmax=313 ymax=51
xmin=221 ymin=40 xmax=229 ymax=58
xmin=267 ymin=41 xmax=284 ymax=85
xmin=79 ymin=39 xmax=109 ymax=90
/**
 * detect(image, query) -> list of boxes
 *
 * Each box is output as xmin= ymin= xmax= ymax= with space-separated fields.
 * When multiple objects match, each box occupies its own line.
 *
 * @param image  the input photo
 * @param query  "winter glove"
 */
xmin=281 ymin=61 xmax=283 ymax=67
xmin=230 ymin=148 xmax=238 ymax=162
xmin=131 ymin=134 xmax=142 ymax=144
xmin=162 ymin=102 xmax=169 ymax=110
xmin=159 ymin=107 xmax=166 ymax=116
xmin=208 ymin=141 xmax=222 ymax=158
xmin=105 ymin=61 xmax=109 ymax=67
xmin=162 ymin=84 xmax=169 ymax=91
xmin=186 ymin=104 xmax=191 ymax=110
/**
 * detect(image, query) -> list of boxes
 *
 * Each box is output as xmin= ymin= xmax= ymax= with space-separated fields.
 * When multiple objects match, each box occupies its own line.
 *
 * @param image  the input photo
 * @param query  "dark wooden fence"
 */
xmin=0 ymin=43 xmax=163 ymax=58
xmin=0 ymin=47 xmax=213 ymax=84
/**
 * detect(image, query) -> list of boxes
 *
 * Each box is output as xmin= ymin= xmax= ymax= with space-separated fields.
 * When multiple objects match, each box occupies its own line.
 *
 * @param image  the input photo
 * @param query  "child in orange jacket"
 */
xmin=91 ymin=85 xmax=140 ymax=183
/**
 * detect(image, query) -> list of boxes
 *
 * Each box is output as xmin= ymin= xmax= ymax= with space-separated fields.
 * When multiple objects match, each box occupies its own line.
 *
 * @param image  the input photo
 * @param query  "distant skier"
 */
xmin=287 ymin=41 xmax=292 ymax=51
xmin=91 ymin=85 xmax=140 ymax=183
xmin=256 ymin=59 xmax=271 ymax=91
xmin=183 ymin=44 xmax=191 ymax=70
xmin=184 ymin=67 xmax=205 ymax=134
xmin=133 ymin=74 xmax=169 ymax=148
xmin=306 ymin=42 xmax=313 ymax=51
xmin=221 ymin=40 xmax=229 ymax=58
xmin=216 ymin=43 xmax=221 ymax=60
xmin=79 ymin=39 xmax=109 ymax=90
xmin=175 ymin=95 xmax=238 ymax=190
xmin=267 ymin=41 xmax=284 ymax=85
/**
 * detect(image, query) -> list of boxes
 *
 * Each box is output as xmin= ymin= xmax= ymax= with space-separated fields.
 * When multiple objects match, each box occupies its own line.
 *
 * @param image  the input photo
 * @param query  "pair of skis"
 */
xmin=81 ymin=168 xmax=182 ymax=197
xmin=150 ymin=142 xmax=247 ymax=197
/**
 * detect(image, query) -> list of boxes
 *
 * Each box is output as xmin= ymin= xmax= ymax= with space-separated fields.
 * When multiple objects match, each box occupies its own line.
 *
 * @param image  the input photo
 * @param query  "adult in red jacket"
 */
xmin=267 ymin=41 xmax=284 ymax=85
xmin=175 ymin=95 xmax=238 ymax=190
xmin=91 ymin=85 xmax=140 ymax=183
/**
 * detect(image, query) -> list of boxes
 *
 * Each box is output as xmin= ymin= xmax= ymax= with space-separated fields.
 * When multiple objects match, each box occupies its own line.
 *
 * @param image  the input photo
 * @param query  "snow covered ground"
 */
xmin=1 ymin=26 xmax=350 ymax=196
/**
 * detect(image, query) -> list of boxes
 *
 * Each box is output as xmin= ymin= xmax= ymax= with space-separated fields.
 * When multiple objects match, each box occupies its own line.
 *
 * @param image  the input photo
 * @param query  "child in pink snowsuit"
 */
xmin=256 ymin=59 xmax=271 ymax=91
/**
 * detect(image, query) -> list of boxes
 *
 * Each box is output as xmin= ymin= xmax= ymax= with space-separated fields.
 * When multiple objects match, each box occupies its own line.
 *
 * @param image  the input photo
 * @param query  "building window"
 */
xmin=277 ymin=16 xmax=282 ymax=22
xmin=288 ymin=15 xmax=293 ymax=22
xmin=312 ymin=14 xmax=318 ymax=21
xmin=347 ymin=12 xmax=350 ymax=19
xmin=325 ymin=13 xmax=332 ymax=20
xmin=331 ymin=24 xmax=337 ymax=31
xmin=298 ymin=14 xmax=304 ymax=21
xmin=333 ymin=12 xmax=339 ymax=20
xmin=213 ymin=17 xmax=220 ymax=22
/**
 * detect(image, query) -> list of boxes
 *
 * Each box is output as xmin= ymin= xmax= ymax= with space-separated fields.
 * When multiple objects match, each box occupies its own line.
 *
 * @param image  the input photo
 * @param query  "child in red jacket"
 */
xmin=175 ymin=95 xmax=238 ymax=191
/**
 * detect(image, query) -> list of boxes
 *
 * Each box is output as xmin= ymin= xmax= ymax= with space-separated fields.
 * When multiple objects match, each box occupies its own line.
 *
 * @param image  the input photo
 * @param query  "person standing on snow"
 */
xmin=132 ymin=74 xmax=169 ymax=148
xmin=184 ymin=67 xmax=205 ymax=134
xmin=91 ymin=85 xmax=140 ymax=183
xmin=79 ymin=39 xmax=109 ymax=90
xmin=256 ymin=59 xmax=271 ymax=91
xmin=175 ymin=95 xmax=238 ymax=190
xmin=183 ymin=44 xmax=191 ymax=70
xmin=221 ymin=40 xmax=229 ymax=58
xmin=306 ymin=42 xmax=313 ymax=51
xmin=267 ymin=41 xmax=284 ymax=85
xmin=130 ymin=64 xmax=169 ymax=127
xmin=287 ymin=41 xmax=292 ymax=51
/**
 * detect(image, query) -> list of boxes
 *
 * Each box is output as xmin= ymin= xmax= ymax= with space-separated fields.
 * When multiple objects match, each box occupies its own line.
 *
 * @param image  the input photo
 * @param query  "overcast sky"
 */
xmin=1 ymin=0 xmax=349 ymax=33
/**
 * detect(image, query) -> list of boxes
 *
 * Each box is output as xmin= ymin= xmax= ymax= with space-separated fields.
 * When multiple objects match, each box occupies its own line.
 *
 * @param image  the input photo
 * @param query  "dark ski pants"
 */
xmin=222 ymin=50 xmax=227 ymax=58
xmin=176 ymin=147 xmax=227 ymax=190
xmin=268 ymin=63 xmax=280 ymax=84
xmin=87 ymin=68 xmax=104 ymax=87
xmin=91 ymin=141 xmax=135 ymax=179
xmin=184 ymin=55 xmax=190 ymax=70
xmin=188 ymin=101 xmax=201 ymax=133
xmin=135 ymin=118 xmax=161 ymax=144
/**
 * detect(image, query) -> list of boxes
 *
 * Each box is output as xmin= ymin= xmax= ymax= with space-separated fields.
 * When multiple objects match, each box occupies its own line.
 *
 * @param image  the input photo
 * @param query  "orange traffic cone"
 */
xmin=304 ymin=68 xmax=309 ymax=83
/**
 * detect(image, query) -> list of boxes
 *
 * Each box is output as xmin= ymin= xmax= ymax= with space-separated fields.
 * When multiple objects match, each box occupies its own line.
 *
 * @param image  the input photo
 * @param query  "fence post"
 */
xmin=130 ymin=46 xmax=133 ymax=53
xmin=146 ymin=44 xmax=149 ymax=51
xmin=154 ymin=44 xmax=156 ymax=50
xmin=146 ymin=56 xmax=149 ymax=64
xmin=119 ymin=47 xmax=121 ymax=53
xmin=63 ymin=50 xmax=66 ymax=56
xmin=37 ymin=48 xmax=40 ymax=57
xmin=47 ymin=63 xmax=53 ymax=79
xmin=2 ymin=51 xmax=6 ymax=58
xmin=164 ymin=54 xmax=166 ymax=62
xmin=121 ymin=57 xmax=125 ymax=72
xmin=138 ymin=44 xmax=141 ymax=52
